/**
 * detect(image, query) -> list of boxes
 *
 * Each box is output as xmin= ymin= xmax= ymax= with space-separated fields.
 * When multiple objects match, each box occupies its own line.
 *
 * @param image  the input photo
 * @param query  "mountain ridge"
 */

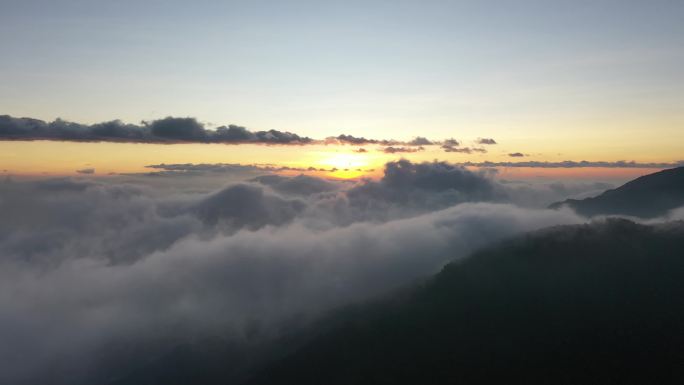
xmin=549 ymin=166 xmax=684 ymax=218
xmin=245 ymin=219 xmax=684 ymax=385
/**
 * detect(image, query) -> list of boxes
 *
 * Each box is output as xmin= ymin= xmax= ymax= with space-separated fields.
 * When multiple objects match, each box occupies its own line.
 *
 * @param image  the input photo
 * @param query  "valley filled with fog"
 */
xmin=2 ymin=161 xmax=684 ymax=384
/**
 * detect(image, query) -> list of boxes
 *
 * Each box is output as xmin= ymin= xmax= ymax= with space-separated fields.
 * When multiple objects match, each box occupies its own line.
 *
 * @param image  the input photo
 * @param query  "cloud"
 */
xmin=0 ymin=178 xmax=200 ymax=266
xmin=192 ymin=183 xmax=306 ymax=229
xmin=442 ymin=138 xmax=460 ymax=146
xmin=382 ymin=146 xmax=425 ymax=154
xmin=0 ymin=115 xmax=312 ymax=144
xmin=139 ymin=163 xmax=346 ymax=178
xmin=476 ymin=138 xmax=497 ymax=145
xmin=442 ymin=146 xmax=487 ymax=154
xmin=508 ymin=152 xmax=526 ymax=157
xmin=0 ymin=115 xmax=503 ymax=149
xmin=0 ymin=159 xmax=647 ymax=384
xmin=245 ymin=218 xmax=684 ymax=385
xmin=251 ymin=174 xmax=341 ymax=196
xmin=461 ymin=160 xmax=684 ymax=168
xmin=76 ymin=168 xmax=95 ymax=174
xmin=408 ymin=136 xmax=434 ymax=146
xmin=144 ymin=163 xmax=265 ymax=174
xmin=148 ymin=117 xmax=207 ymax=141
xmin=129 ymin=160 xmax=623 ymax=211
xmin=315 ymin=160 xmax=510 ymax=225
xmin=0 ymin=191 xmax=583 ymax=384
xmin=354 ymin=148 xmax=368 ymax=153
xmin=327 ymin=134 xmax=397 ymax=146
xmin=440 ymin=138 xmax=491 ymax=153
xmin=329 ymin=134 xmax=433 ymax=147
xmin=502 ymin=180 xmax=616 ymax=208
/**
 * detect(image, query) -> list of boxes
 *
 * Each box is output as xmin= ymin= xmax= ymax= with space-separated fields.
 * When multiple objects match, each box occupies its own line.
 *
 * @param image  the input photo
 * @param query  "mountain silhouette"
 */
xmin=549 ymin=167 xmax=684 ymax=218
xmin=246 ymin=219 xmax=684 ymax=385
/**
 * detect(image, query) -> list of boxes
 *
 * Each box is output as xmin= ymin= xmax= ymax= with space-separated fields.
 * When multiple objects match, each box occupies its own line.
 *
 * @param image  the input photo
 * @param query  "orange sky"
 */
xmin=0 ymin=140 xmax=676 ymax=182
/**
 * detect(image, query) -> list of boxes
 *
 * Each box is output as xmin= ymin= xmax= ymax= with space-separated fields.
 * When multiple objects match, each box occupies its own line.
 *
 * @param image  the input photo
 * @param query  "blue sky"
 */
xmin=1 ymin=0 xmax=683 ymax=146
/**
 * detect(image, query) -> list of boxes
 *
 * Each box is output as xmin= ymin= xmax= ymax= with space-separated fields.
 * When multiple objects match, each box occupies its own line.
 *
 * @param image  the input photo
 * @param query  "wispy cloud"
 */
xmin=382 ymin=146 xmax=425 ymax=154
xmin=443 ymin=146 xmax=487 ymax=154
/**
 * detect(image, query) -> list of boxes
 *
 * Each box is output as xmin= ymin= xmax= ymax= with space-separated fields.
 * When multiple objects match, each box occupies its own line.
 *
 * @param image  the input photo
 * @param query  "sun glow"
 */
xmin=317 ymin=153 xmax=373 ymax=179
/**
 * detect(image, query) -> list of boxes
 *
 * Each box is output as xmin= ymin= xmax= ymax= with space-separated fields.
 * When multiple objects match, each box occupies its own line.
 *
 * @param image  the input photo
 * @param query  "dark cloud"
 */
xmin=329 ymin=134 xmax=397 ymax=146
xmin=329 ymin=135 xmax=436 ymax=147
xmin=145 ymin=163 xmax=264 ymax=174
xmin=440 ymin=138 xmax=465 ymax=153
xmin=138 ymin=163 xmax=347 ymax=178
xmin=75 ymin=168 xmax=95 ymax=174
xmin=407 ymin=136 xmax=433 ymax=146
xmin=148 ymin=117 xmax=207 ymax=141
xmin=89 ymin=119 xmax=149 ymax=140
xmin=442 ymin=138 xmax=460 ymax=147
xmin=0 ymin=115 xmax=312 ymax=144
xmin=508 ymin=152 xmax=526 ymax=157
xmin=0 ymin=115 xmax=499 ymax=148
xmin=323 ymin=160 xmax=509 ymax=224
xmin=193 ymin=184 xmax=306 ymax=229
xmin=354 ymin=148 xmax=367 ymax=153
xmin=382 ymin=146 xmax=425 ymax=154
xmin=477 ymin=137 xmax=497 ymax=145
xmin=378 ymin=160 xmax=496 ymax=194
xmin=442 ymin=146 xmax=487 ymax=154
xmin=251 ymin=174 xmax=341 ymax=196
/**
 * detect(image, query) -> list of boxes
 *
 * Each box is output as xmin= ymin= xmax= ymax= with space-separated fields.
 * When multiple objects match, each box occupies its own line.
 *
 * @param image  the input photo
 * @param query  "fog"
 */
xmin=1 ymin=160 xmax=677 ymax=384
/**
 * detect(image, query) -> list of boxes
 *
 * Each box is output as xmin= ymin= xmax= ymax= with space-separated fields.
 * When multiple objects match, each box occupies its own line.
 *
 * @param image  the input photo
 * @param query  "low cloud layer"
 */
xmin=246 ymin=219 xmax=684 ymax=385
xmin=140 ymin=163 xmax=350 ymax=177
xmin=1 ymin=159 xmax=678 ymax=384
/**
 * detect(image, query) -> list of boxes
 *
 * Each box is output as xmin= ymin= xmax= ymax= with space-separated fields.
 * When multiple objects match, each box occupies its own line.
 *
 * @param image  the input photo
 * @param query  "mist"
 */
xmin=2 ymin=160 xmax=683 ymax=384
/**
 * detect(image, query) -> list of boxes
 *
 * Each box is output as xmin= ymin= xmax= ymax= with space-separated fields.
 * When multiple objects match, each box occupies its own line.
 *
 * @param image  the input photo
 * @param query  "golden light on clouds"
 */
xmin=315 ymin=153 xmax=371 ymax=179
xmin=0 ymin=139 xmax=679 ymax=183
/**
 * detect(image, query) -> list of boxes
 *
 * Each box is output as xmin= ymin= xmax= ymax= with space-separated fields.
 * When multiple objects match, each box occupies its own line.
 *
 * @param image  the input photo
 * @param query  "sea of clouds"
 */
xmin=3 ymin=160 xmax=680 ymax=384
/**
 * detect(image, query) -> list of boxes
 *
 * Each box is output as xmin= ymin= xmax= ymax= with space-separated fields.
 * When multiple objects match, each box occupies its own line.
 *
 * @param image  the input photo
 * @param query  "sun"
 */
xmin=318 ymin=153 xmax=370 ymax=179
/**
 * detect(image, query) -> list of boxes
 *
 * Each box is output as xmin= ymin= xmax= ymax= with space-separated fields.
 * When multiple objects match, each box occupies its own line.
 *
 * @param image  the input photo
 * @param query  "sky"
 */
xmin=1 ymin=0 xmax=683 ymax=179
xmin=3 ymin=3 xmax=684 ymax=383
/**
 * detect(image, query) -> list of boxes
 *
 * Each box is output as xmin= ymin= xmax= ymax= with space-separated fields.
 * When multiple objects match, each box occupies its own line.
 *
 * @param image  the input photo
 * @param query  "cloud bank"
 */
xmin=0 ymin=160 xmax=597 ymax=384
xmin=3 ymin=159 xmax=678 ymax=384
xmin=0 ymin=115 xmax=468 ymax=151
xmin=246 ymin=219 xmax=684 ymax=385
xmin=0 ymin=115 xmax=311 ymax=144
